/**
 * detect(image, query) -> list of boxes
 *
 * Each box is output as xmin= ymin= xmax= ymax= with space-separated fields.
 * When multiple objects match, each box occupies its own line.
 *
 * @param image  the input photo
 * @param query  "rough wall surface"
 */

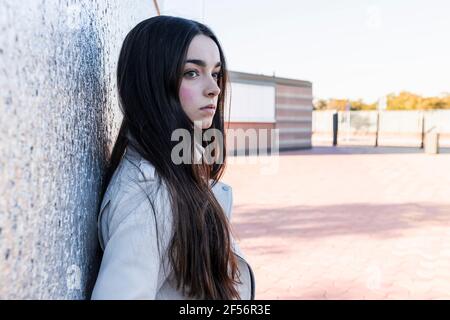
xmin=0 ymin=0 xmax=154 ymax=299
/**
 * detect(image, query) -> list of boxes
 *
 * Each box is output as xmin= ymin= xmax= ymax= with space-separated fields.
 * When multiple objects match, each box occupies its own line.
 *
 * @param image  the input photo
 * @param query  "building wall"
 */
xmin=225 ymin=82 xmax=276 ymax=123
xmin=0 ymin=0 xmax=154 ymax=299
xmin=275 ymin=82 xmax=313 ymax=150
xmin=225 ymin=122 xmax=275 ymax=155
xmin=228 ymin=71 xmax=313 ymax=153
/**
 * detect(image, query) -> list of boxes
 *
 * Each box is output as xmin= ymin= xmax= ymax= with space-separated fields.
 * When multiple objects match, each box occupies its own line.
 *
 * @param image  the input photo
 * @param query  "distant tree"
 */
xmin=387 ymin=91 xmax=421 ymax=110
xmin=313 ymin=99 xmax=328 ymax=110
xmin=327 ymin=99 xmax=349 ymax=111
xmin=313 ymin=92 xmax=450 ymax=111
xmin=350 ymin=99 xmax=376 ymax=111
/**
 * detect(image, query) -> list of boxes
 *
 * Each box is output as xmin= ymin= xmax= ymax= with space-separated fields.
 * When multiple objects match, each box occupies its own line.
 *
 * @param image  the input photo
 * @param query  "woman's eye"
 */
xmin=184 ymin=70 xmax=199 ymax=78
xmin=184 ymin=70 xmax=221 ymax=80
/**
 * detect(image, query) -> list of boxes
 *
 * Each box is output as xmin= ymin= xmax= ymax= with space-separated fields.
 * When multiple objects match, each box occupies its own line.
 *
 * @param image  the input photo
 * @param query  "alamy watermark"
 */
xmin=171 ymin=121 xmax=280 ymax=175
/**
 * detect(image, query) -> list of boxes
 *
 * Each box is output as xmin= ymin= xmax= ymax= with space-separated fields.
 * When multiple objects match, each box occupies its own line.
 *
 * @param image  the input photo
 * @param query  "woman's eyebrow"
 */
xmin=185 ymin=59 xmax=221 ymax=68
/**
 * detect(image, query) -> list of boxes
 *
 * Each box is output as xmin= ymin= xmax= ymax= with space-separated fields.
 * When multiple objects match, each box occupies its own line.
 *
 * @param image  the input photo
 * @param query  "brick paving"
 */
xmin=223 ymin=146 xmax=450 ymax=299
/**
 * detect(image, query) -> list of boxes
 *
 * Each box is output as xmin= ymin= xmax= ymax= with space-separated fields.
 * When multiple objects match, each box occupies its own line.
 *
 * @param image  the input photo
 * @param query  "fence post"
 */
xmin=375 ymin=111 xmax=380 ymax=147
xmin=420 ymin=112 xmax=425 ymax=149
xmin=332 ymin=112 xmax=338 ymax=146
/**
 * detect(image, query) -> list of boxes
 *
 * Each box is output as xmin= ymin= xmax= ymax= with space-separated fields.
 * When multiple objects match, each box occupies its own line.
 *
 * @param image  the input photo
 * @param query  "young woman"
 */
xmin=91 ymin=15 xmax=255 ymax=300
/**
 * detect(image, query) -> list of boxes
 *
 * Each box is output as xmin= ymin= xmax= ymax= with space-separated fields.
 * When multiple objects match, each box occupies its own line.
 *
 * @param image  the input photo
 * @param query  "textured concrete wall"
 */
xmin=0 ymin=0 xmax=154 ymax=299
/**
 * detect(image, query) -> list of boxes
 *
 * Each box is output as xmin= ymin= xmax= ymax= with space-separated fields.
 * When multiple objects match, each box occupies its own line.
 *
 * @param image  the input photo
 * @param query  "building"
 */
xmin=225 ymin=71 xmax=313 ymax=155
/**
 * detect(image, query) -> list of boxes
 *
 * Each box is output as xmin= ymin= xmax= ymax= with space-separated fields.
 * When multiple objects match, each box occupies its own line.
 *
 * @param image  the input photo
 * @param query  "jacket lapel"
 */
xmin=211 ymin=180 xmax=233 ymax=220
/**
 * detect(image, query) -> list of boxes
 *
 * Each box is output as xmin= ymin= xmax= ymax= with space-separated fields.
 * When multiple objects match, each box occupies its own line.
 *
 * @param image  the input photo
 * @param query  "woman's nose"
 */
xmin=205 ymin=79 xmax=221 ymax=97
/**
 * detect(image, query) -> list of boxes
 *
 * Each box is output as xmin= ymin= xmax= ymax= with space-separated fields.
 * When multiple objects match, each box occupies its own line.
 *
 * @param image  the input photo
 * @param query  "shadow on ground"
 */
xmin=279 ymin=146 xmax=450 ymax=156
xmin=232 ymin=202 xmax=450 ymax=241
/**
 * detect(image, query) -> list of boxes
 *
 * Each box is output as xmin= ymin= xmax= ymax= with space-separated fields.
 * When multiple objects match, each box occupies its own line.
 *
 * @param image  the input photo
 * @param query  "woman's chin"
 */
xmin=201 ymin=118 xmax=214 ymax=129
xmin=191 ymin=116 xmax=214 ymax=129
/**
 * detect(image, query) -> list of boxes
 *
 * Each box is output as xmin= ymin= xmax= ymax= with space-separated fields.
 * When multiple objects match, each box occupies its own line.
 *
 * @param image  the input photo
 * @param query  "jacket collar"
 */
xmin=123 ymin=144 xmax=233 ymax=219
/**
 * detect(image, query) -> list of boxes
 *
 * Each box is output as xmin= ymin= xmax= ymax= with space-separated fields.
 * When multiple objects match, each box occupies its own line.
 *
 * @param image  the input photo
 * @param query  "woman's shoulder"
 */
xmin=108 ymin=145 xmax=170 ymax=207
xmin=97 ymin=146 xmax=172 ymax=247
xmin=123 ymin=145 xmax=158 ymax=182
xmin=104 ymin=145 xmax=161 ymax=198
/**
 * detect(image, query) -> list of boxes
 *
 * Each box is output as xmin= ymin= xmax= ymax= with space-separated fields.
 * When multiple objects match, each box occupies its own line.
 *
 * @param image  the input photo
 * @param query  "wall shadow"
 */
xmin=280 ymin=146 xmax=450 ymax=156
xmin=232 ymin=202 xmax=450 ymax=242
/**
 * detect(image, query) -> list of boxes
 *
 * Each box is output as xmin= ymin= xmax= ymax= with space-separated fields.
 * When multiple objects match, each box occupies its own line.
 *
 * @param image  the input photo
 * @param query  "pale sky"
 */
xmin=159 ymin=0 xmax=450 ymax=103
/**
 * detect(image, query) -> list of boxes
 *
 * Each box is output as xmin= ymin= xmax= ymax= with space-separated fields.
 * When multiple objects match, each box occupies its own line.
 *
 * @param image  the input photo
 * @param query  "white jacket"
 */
xmin=91 ymin=145 xmax=255 ymax=299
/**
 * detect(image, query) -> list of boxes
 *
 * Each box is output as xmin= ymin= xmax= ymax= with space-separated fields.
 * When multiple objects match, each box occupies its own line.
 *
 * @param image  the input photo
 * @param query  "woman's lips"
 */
xmin=200 ymin=104 xmax=216 ymax=115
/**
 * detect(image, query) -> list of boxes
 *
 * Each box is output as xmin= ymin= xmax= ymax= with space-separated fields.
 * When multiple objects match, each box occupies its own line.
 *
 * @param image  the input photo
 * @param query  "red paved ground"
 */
xmin=223 ymin=146 xmax=450 ymax=299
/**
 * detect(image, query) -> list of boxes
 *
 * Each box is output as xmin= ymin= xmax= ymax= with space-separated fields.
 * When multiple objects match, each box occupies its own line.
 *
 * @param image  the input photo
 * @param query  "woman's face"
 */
xmin=179 ymin=35 xmax=222 ymax=129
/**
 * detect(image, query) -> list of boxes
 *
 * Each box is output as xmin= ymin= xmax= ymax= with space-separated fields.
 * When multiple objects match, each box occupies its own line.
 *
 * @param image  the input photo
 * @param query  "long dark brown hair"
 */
xmin=102 ymin=16 xmax=240 ymax=299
